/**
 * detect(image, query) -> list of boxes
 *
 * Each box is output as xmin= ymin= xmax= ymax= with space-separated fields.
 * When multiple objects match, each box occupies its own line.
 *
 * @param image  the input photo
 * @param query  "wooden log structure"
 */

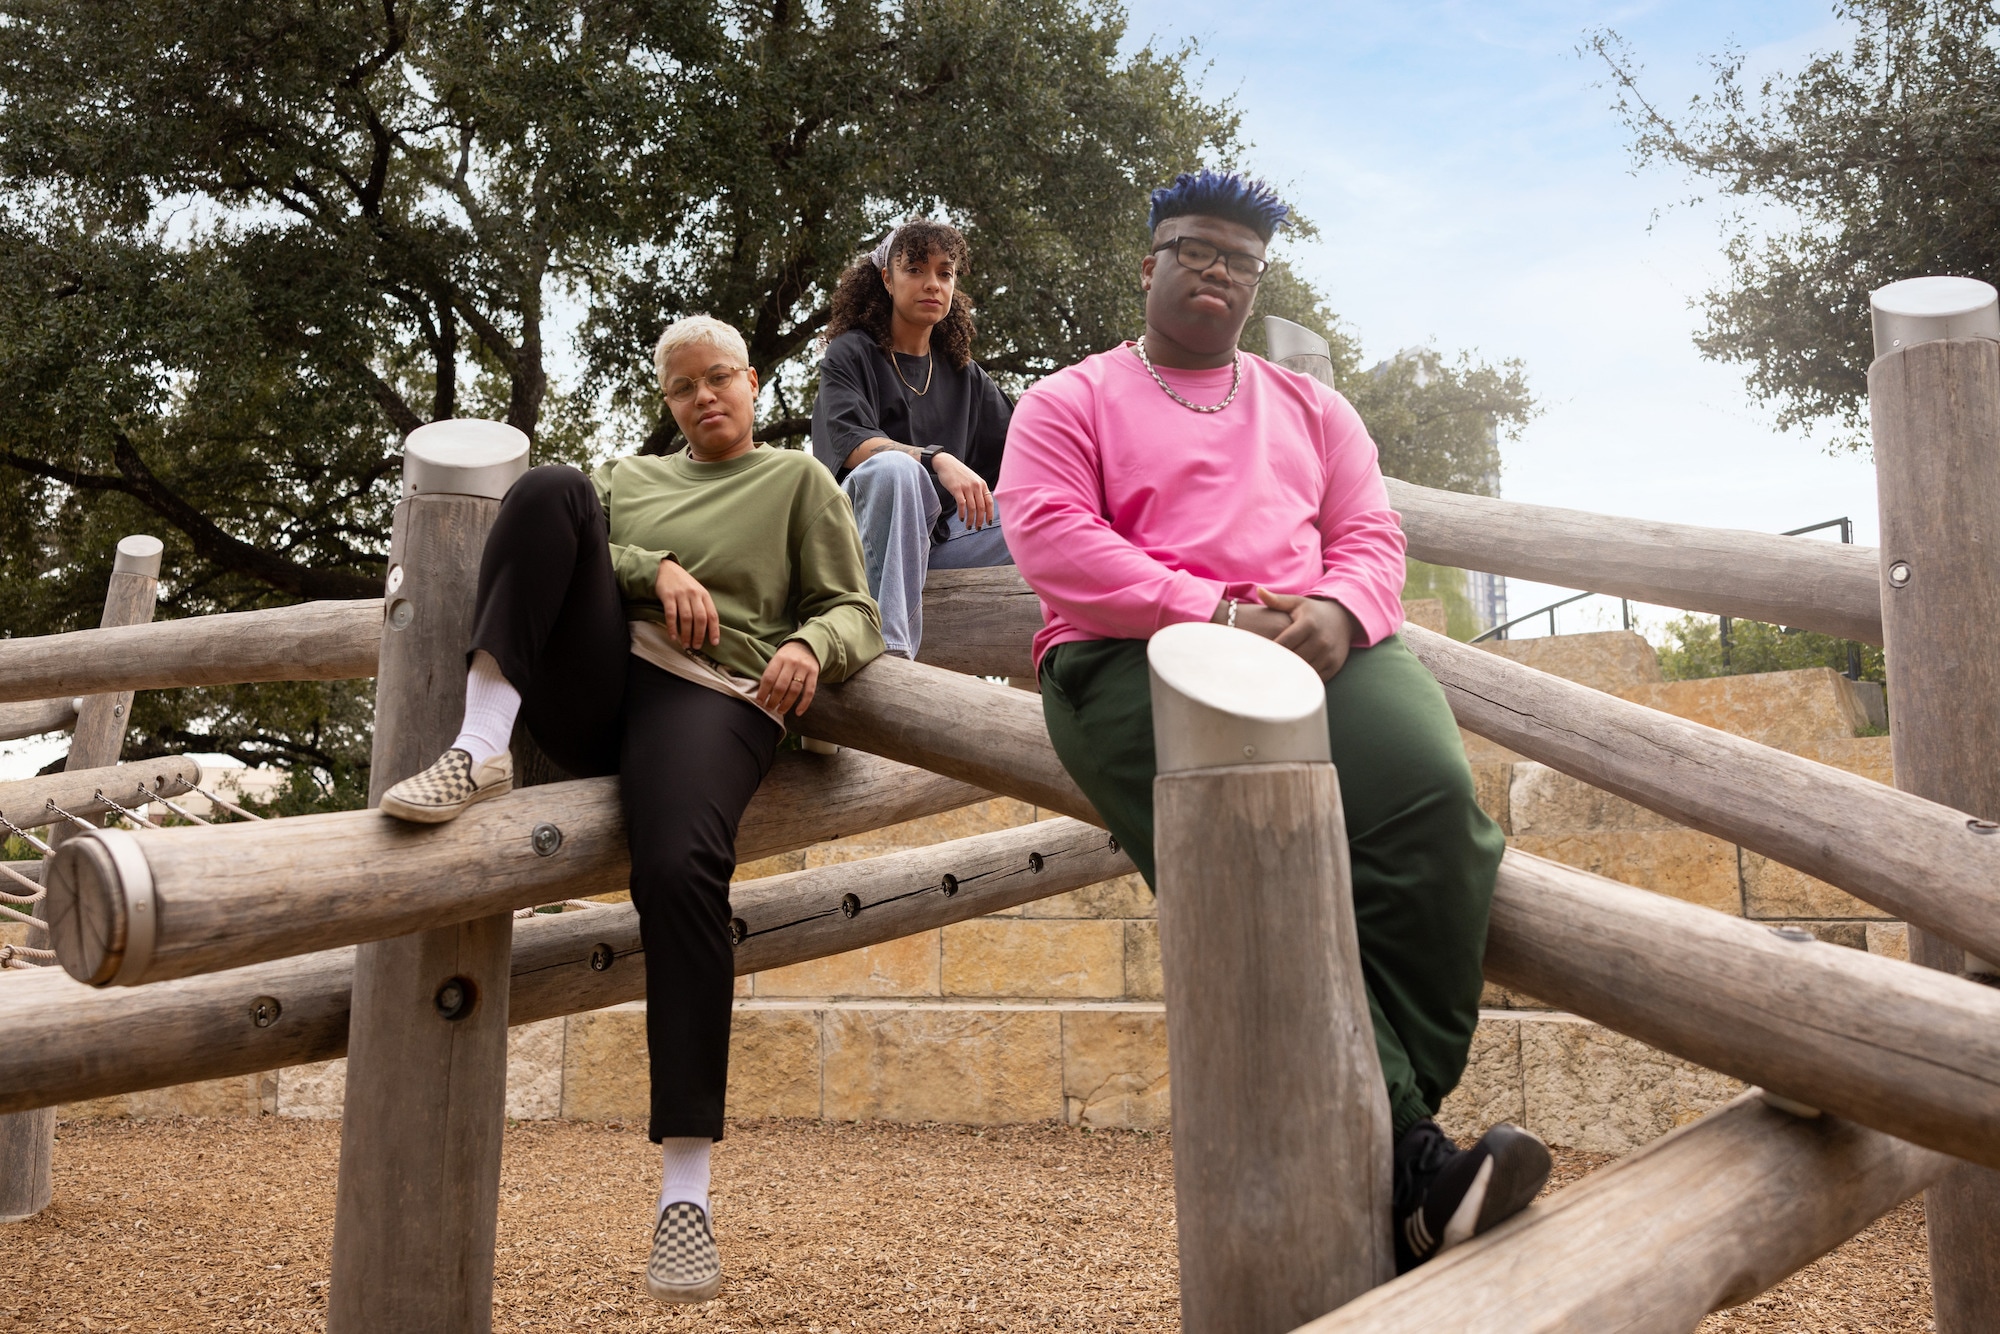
xmin=0 ymin=757 xmax=201 ymax=833
xmin=1384 ymin=478 xmax=1885 ymax=645
xmin=325 ymin=424 xmax=516 ymax=1333
xmin=46 ymin=748 xmax=988 ymax=985
xmin=18 ymin=658 xmax=2000 ymax=1179
xmin=1294 ymin=1094 xmax=1948 ymax=1333
xmin=1866 ymin=281 xmax=2000 ymax=1330
xmin=0 ymin=697 xmax=77 ymax=744
xmin=1400 ymin=622 xmax=2000 ymax=965
xmin=0 ymin=817 xmax=1128 ymax=1114
xmin=1149 ymin=624 xmax=1393 ymax=1330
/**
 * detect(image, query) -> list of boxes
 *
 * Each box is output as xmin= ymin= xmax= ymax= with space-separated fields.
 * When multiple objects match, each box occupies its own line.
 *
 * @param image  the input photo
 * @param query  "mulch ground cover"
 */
xmin=0 ymin=1116 xmax=1931 ymax=1332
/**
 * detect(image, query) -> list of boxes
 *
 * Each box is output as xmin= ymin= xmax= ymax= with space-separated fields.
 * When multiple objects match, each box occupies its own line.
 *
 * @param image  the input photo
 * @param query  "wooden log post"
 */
xmin=1866 ymin=274 xmax=2000 ymax=1332
xmin=326 ymin=421 xmax=526 ymax=1334
xmin=1147 ymin=623 xmax=1393 ymax=1333
xmin=0 ymin=697 xmax=79 ymax=744
xmin=0 ymin=534 xmax=160 ymax=1223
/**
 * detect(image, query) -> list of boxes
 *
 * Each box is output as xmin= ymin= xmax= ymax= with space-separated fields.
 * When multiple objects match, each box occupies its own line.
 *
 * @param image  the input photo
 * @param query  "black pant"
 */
xmin=470 ymin=466 xmax=780 ymax=1142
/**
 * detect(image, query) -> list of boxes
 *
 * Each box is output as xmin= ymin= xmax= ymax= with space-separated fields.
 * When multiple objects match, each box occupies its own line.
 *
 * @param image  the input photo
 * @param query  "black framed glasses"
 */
xmin=1151 ymin=236 xmax=1269 ymax=287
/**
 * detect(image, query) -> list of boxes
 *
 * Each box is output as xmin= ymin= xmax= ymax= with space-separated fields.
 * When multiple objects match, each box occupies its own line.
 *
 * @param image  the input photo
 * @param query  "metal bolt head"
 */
xmin=248 ymin=996 xmax=282 ymax=1029
xmin=1970 ymin=819 xmax=2000 ymax=835
xmin=112 ymin=704 xmax=124 ymax=718
xmin=840 ymin=893 xmax=861 ymax=919
xmin=588 ymin=943 xmax=615 ymax=972
xmin=1028 ymin=852 xmax=1046 ymax=873
xmin=728 ymin=917 xmax=748 ymax=946
xmin=1242 ymin=744 xmax=1256 ymax=759
xmin=1769 ymin=925 xmax=1817 ymax=944
xmin=531 ymin=823 xmax=563 ymax=857
xmin=385 ymin=564 xmax=405 ymax=595
xmin=1888 ymin=561 xmax=1913 ymax=588
xmin=434 ymin=977 xmax=474 ymax=1020
xmin=387 ymin=598 xmax=415 ymax=629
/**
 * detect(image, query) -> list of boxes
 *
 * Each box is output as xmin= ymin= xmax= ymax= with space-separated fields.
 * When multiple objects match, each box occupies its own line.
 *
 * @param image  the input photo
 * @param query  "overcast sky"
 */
xmin=1120 ymin=0 xmax=1875 ymax=627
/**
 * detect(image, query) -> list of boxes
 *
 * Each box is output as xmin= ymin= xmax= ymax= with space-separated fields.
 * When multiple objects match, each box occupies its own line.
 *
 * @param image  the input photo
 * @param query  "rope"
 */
xmin=0 ymin=943 xmax=53 ymax=968
xmin=189 ymin=783 xmax=265 ymax=822
xmin=0 ymin=812 xmax=52 ymax=857
xmin=0 ymin=903 xmax=45 ymax=933
xmin=94 ymin=788 xmax=165 ymax=831
xmin=1 ymin=863 xmax=44 ymax=901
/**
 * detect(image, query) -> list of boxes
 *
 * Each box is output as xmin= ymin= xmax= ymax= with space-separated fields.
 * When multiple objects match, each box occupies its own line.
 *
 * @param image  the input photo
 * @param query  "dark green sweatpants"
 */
xmin=1040 ymin=634 xmax=1504 ymax=1139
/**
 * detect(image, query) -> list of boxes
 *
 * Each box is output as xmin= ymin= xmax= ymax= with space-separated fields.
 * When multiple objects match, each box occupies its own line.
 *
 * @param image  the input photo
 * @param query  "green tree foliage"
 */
xmin=0 ymin=0 xmax=1531 ymax=799
xmin=1654 ymin=613 xmax=1884 ymax=684
xmin=1591 ymin=3 xmax=2000 ymax=449
xmin=1400 ymin=559 xmax=1483 ymax=640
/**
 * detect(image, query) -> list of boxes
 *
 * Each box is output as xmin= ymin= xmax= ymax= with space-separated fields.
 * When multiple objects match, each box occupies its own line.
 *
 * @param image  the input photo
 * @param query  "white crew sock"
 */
xmin=657 ymin=1137 xmax=712 ymax=1217
xmin=450 ymin=651 xmax=521 ymax=767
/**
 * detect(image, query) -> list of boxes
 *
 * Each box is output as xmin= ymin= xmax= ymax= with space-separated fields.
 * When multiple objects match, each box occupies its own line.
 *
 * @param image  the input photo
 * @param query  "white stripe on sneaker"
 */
xmin=1440 ymin=1155 xmax=1495 ymax=1251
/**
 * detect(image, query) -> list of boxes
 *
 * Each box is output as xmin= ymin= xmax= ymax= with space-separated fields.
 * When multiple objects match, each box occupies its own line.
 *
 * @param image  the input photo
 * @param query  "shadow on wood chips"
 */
xmin=0 ymin=1117 xmax=1931 ymax=1332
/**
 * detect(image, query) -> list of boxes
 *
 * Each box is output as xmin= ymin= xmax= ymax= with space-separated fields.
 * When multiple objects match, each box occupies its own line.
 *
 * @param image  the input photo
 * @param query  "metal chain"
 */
xmin=42 ymin=800 xmax=95 ymax=832
xmin=0 ymin=811 xmax=52 ymax=857
xmin=1133 ymin=336 xmax=1243 ymax=414
xmin=95 ymin=789 xmax=164 ymax=831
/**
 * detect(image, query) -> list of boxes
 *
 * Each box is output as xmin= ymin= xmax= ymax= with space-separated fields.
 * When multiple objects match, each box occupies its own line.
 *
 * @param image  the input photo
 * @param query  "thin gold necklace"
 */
xmin=891 ymin=348 xmax=934 ymax=397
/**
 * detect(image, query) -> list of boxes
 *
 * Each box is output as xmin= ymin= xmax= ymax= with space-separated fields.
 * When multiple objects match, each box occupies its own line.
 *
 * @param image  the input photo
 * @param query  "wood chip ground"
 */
xmin=0 ymin=1117 xmax=1931 ymax=1331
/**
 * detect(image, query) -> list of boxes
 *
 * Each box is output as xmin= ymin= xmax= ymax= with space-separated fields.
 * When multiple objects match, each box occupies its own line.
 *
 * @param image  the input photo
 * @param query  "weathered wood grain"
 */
xmin=0 ymin=698 xmax=76 ymax=744
xmin=1402 ymin=623 xmax=2000 ymax=964
xmin=1385 ymin=478 xmax=1885 ymax=644
xmin=0 ymin=599 xmax=381 ymax=705
xmin=0 ymin=818 xmax=1128 ymax=1114
xmin=917 ymin=567 xmax=1041 ymax=678
xmin=2 ymin=539 xmax=157 ymax=1224
xmin=1870 ymin=334 xmax=2000 ymax=1330
xmin=0 ymin=757 xmax=200 ymax=832
xmin=800 ymin=653 xmax=1096 ymax=819
xmin=1298 ymin=1094 xmax=1947 ymax=1333
xmin=329 ymin=492 xmax=505 ymax=1334
xmin=1488 ymin=848 xmax=2000 ymax=1170
xmin=1158 ymin=764 xmax=1393 ymax=1331
xmin=47 ymin=748 xmax=988 ymax=985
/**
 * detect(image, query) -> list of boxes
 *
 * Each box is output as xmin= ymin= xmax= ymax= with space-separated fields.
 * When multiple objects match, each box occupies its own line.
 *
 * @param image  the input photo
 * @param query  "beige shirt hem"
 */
xmin=629 ymin=621 xmax=787 ymax=731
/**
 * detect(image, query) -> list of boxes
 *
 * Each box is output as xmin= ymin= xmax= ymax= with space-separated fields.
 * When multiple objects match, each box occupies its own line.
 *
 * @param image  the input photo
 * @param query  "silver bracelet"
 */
xmin=1226 ymin=598 xmax=1238 ymax=630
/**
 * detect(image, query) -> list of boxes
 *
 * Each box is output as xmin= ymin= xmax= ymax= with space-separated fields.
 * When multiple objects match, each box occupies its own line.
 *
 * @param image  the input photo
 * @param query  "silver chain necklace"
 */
xmin=1134 ymin=336 xmax=1243 ymax=414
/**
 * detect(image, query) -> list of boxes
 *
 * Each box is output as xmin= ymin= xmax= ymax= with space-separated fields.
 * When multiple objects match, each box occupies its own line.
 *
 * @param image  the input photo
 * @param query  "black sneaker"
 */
xmin=1391 ymin=1119 xmax=1550 ymax=1274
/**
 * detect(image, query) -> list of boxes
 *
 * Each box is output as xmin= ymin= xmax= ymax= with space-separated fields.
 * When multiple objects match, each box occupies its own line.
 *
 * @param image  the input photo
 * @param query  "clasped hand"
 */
xmin=656 ymin=558 xmax=821 ymax=716
xmin=1215 ymin=588 xmax=1360 ymax=680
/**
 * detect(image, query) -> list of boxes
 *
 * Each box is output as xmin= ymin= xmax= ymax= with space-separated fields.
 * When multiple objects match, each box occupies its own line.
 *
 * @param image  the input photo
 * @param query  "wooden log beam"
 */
xmin=1385 ymin=478 xmax=1885 ymax=645
xmin=0 ymin=817 xmax=1128 ymax=1115
xmin=0 ymin=570 xmax=1033 ymax=704
xmin=0 ymin=599 xmax=382 ymax=705
xmin=1488 ymin=849 xmax=2000 ymax=1170
xmin=46 ymin=747 xmax=988 ymax=986
xmin=1296 ymin=1094 xmax=1947 ymax=1333
xmin=0 ymin=698 xmax=76 ymax=744
xmin=0 ymin=757 xmax=201 ymax=832
xmin=1401 ymin=623 xmax=2000 ymax=965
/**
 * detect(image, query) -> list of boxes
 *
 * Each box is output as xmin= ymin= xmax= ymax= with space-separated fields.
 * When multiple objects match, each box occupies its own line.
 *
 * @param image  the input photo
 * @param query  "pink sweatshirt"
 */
xmin=995 ymin=344 xmax=1407 ymax=671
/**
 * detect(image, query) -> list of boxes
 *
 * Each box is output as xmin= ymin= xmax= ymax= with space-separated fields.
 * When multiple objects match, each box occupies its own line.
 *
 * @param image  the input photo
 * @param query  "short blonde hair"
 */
xmin=653 ymin=316 xmax=750 ymax=392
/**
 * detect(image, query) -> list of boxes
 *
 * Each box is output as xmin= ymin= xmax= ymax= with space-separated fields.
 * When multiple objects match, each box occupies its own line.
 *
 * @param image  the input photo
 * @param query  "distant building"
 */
xmin=1467 ymin=459 xmax=1506 ymax=634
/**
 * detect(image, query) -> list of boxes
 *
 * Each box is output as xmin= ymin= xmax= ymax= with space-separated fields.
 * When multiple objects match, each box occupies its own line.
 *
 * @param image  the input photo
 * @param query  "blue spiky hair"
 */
xmin=1147 ymin=169 xmax=1291 ymax=241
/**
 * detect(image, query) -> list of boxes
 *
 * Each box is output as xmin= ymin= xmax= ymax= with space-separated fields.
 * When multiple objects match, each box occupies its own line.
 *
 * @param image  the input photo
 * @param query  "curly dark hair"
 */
xmin=822 ymin=219 xmax=977 ymax=370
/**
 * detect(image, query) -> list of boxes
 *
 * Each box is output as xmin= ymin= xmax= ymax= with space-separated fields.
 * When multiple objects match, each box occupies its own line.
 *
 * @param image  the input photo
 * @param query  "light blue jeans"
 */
xmin=843 ymin=450 xmax=1012 ymax=658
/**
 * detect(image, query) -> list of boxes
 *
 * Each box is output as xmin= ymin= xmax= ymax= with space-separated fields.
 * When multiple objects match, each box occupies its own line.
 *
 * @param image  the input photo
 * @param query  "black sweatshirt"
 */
xmin=810 ymin=328 xmax=1013 ymax=543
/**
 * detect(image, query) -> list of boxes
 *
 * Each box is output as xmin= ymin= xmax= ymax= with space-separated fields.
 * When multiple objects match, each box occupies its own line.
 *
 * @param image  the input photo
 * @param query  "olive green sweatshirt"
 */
xmin=590 ymin=446 xmax=885 ymax=683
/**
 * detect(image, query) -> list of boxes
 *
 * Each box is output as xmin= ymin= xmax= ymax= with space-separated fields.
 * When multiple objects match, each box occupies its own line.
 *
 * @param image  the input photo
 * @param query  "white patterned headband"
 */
xmin=870 ymin=229 xmax=899 ymax=270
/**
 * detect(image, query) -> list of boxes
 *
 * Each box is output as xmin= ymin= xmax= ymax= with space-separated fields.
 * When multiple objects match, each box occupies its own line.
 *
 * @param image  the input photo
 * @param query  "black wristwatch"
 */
xmin=918 ymin=445 xmax=944 ymax=474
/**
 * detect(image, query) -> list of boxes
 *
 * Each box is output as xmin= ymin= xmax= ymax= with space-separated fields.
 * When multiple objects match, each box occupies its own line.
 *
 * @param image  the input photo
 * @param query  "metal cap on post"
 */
xmin=1148 ymin=622 xmax=1394 ymax=1331
xmin=1265 ymin=315 xmax=1338 ymax=389
xmin=402 ymin=419 xmax=530 ymax=499
xmin=1149 ymin=621 xmax=1330 ymax=772
xmin=1871 ymin=277 xmax=2000 ymax=360
xmin=111 ymin=535 xmax=163 ymax=578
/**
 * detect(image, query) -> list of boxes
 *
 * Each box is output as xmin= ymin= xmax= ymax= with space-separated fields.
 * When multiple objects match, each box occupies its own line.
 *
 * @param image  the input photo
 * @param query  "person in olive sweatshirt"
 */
xmin=379 ymin=316 xmax=884 ymax=1307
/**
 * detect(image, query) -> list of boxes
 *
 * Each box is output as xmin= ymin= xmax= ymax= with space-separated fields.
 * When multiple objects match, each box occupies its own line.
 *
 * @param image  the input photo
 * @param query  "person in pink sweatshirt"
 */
xmin=995 ymin=169 xmax=1547 ymax=1273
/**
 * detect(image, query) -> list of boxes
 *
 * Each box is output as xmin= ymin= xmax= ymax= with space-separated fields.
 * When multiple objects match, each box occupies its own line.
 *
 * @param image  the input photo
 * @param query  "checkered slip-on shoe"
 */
xmin=378 ymin=748 xmax=513 ymax=824
xmin=646 ymin=1201 xmax=721 ymax=1304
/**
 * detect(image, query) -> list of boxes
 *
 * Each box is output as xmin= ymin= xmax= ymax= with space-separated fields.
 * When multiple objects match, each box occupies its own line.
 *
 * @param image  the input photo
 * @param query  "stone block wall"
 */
xmin=51 ymin=621 xmax=1904 ymax=1157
